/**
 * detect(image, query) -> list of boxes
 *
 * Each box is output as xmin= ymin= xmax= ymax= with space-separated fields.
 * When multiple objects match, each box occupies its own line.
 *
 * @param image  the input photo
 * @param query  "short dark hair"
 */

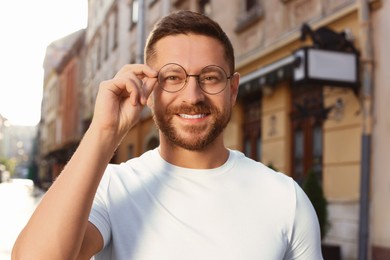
xmin=145 ymin=10 xmax=235 ymax=74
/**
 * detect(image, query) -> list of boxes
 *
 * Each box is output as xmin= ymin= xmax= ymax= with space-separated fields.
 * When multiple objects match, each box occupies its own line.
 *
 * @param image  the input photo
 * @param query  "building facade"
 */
xmin=40 ymin=30 xmax=86 ymax=187
xmin=38 ymin=0 xmax=389 ymax=259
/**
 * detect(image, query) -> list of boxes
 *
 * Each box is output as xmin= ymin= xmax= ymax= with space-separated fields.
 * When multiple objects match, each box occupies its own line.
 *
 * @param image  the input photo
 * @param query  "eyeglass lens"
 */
xmin=157 ymin=63 xmax=229 ymax=94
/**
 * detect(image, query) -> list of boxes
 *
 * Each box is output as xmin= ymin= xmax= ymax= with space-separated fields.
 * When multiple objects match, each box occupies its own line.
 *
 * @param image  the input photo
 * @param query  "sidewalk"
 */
xmin=0 ymin=180 xmax=44 ymax=259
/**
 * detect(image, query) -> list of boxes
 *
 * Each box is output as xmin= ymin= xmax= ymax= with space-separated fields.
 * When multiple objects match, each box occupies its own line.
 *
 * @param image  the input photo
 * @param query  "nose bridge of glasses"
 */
xmin=186 ymin=74 xmax=201 ymax=85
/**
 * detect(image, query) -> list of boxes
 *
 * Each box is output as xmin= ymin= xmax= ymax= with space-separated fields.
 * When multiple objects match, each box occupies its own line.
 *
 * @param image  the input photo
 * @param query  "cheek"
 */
xmin=148 ymin=89 xmax=172 ymax=113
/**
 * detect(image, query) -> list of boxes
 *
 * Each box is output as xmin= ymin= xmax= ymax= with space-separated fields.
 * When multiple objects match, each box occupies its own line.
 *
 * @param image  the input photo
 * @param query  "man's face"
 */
xmin=148 ymin=34 xmax=239 ymax=151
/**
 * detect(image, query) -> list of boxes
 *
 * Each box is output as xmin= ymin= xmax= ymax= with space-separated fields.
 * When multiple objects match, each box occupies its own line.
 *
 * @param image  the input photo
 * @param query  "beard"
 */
xmin=153 ymin=102 xmax=231 ymax=151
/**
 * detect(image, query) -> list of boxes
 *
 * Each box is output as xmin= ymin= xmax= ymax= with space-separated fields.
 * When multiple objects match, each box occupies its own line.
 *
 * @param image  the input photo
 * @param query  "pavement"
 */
xmin=0 ymin=179 xmax=44 ymax=260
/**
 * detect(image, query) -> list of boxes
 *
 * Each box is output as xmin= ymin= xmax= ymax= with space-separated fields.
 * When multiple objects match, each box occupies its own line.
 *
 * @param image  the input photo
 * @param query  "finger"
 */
xmin=140 ymin=77 xmax=158 ymax=105
xmin=100 ymin=77 xmax=140 ymax=108
xmin=103 ymin=76 xmax=134 ymax=92
xmin=122 ymin=65 xmax=158 ymax=105
xmin=110 ymin=64 xmax=158 ymax=106
xmin=116 ymin=64 xmax=158 ymax=81
xmin=135 ymin=67 xmax=158 ymax=80
xmin=101 ymin=78 xmax=129 ymax=96
xmin=125 ymin=77 xmax=143 ymax=106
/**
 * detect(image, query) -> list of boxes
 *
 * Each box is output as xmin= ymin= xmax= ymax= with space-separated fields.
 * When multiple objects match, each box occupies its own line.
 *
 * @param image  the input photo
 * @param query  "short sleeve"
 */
xmin=88 ymin=166 xmax=112 ymax=248
xmin=284 ymin=181 xmax=323 ymax=260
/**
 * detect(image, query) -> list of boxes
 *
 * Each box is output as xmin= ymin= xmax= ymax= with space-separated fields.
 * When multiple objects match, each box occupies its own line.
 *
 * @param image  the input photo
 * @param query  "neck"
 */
xmin=158 ymin=134 xmax=229 ymax=169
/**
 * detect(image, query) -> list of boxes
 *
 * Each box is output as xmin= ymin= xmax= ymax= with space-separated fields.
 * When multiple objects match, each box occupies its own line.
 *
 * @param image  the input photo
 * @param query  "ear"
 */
xmin=229 ymin=72 xmax=240 ymax=105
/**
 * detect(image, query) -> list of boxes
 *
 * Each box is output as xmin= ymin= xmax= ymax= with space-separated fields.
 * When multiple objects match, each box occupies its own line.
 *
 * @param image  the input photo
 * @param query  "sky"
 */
xmin=0 ymin=0 xmax=87 ymax=126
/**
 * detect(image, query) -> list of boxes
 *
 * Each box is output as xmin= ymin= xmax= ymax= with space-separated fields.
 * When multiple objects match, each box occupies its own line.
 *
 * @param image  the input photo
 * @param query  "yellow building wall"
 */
xmin=261 ymin=84 xmax=291 ymax=175
xmin=323 ymin=87 xmax=362 ymax=201
xmin=225 ymin=104 xmax=243 ymax=151
xmin=236 ymin=9 xmax=362 ymax=202
xmin=115 ymin=116 xmax=157 ymax=163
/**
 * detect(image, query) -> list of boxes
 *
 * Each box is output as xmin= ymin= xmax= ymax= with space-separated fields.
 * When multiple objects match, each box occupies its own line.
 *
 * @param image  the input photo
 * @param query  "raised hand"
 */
xmin=90 ymin=64 xmax=158 ymax=143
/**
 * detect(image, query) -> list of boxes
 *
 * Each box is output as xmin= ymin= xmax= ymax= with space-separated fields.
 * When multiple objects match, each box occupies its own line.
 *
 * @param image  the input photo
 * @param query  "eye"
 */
xmin=200 ymin=72 xmax=223 ymax=84
xmin=158 ymin=67 xmax=186 ymax=85
xmin=164 ymin=73 xmax=184 ymax=84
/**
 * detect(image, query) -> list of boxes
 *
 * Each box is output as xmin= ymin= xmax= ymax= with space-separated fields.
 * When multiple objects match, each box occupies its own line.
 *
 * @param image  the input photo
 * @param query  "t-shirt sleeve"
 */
xmin=284 ymin=181 xmax=323 ymax=260
xmin=88 ymin=166 xmax=112 ymax=248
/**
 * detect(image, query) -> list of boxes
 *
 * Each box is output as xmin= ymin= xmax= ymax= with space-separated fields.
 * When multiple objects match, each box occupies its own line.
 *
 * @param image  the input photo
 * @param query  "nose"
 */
xmin=182 ymin=75 xmax=205 ymax=104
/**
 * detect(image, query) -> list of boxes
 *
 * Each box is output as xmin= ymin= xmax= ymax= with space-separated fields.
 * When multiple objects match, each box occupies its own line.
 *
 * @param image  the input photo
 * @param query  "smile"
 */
xmin=178 ymin=114 xmax=208 ymax=119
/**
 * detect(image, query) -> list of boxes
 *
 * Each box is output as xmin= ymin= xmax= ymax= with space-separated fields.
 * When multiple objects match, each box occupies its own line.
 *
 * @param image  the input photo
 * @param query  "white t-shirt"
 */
xmin=89 ymin=149 xmax=323 ymax=260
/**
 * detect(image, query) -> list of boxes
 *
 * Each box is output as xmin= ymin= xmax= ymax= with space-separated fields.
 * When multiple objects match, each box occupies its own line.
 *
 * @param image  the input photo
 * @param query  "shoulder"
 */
xmin=97 ymin=149 xmax=159 ymax=191
xmin=230 ymin=149 xmax=295 ymax=190
xmin=231 ymin=151 xmax=322 ymax=256
xmin=228 ymin=150 xmax=301 ymax=218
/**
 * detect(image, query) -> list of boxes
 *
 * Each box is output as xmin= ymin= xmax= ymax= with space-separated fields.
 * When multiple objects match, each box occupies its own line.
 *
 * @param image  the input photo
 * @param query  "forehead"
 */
xmin=152 ymin=34 xmax=227 ymax=72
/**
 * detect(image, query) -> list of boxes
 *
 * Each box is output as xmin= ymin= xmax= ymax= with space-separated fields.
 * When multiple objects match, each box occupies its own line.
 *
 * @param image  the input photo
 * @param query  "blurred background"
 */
xmin=1 ymin=0 xmax=389 ymax=259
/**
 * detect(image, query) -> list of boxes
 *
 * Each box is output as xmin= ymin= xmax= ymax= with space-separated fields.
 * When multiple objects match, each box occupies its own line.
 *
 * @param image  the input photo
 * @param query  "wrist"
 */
xmin=82 ymin=126 xmax=121 ymax=158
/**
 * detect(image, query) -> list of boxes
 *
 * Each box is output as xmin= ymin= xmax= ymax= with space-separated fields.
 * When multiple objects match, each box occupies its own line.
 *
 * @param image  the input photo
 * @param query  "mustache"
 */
xmin=166 ymin=102 xmax=215 ymax=115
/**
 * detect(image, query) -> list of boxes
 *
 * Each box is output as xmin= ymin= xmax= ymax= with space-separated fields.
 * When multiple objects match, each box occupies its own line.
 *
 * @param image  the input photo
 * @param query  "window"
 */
xmin=128 ymin=144 xmax=134 ymax=159
xmin=132 ymin=0 xmax=139 ymax=25
xmin=148 ymin=0 xmax=158 ymax=7
xmin=104 ymin=24 xmax=109 ymax=60
xmin=97 ymin=37 xmax=101 ymax=70
xmin=291 ymin=86 xmax=324 ymax=185
xmin=242 ymin=95 xmax=262 ymax=162
xmin=312 ymin=125 xmax=323 ymax=177
xmin=129 ymin=54 xmax=136 ymax=65
xmin=199 ymin=0 xmax=212 ymax=16
xmin=129 ymin=0 xmax=138 ymax=30
xmin=146 ymin=137 xmax=159 ymax=151
xmin=293 ymin=128 xmax=304 ymax=183
xmin=113 ymin=10 xmax=118 ymax=50
xmin=235 ymin=0 xmax=263 ymax=32
xmin=246 ymin=0 xmax=257 ymax=11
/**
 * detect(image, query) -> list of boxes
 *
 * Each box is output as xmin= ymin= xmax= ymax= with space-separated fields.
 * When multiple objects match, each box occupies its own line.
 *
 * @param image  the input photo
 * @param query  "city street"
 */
xmin=0 ymin=179 xmax=44 ymax=259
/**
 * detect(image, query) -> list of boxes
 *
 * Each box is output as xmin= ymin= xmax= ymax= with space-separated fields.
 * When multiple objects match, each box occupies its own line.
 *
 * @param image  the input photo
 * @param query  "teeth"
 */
xmin=179 ymin=114 xmax=206 ymax=119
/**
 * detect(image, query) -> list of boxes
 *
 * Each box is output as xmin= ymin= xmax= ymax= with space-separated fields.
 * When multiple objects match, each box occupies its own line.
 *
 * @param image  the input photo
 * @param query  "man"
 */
xmin=12 ymin=10 xmax=323 ymax=260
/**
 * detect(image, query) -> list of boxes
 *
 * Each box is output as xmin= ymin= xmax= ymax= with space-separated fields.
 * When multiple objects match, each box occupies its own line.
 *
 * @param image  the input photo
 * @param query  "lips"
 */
xmin=178 ymin=114 xmax=208 ymax=119
xmin=168 ymin=103 xmax=213 ymax=120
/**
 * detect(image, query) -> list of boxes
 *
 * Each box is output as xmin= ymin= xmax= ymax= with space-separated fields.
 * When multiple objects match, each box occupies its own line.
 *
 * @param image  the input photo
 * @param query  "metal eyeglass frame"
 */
xmin=156 ymin=63 xmax=234 ymax=95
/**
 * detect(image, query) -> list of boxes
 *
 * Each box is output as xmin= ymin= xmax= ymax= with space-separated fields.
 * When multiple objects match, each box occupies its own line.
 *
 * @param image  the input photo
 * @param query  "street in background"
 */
xmin=0 ymin=179 xmax=44 ymax=259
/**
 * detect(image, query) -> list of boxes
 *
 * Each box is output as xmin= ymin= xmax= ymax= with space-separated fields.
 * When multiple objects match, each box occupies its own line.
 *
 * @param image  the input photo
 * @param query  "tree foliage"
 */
xmin=0 ymin=157 xmax=16 ymax=174
xmin=303 ymin=169 xmax=329 ymax=240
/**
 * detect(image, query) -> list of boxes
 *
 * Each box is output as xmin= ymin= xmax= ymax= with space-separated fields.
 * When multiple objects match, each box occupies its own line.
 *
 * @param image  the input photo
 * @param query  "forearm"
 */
xmin=12 ymin=63 xmax=157 ymax=260
xmin=12 ymin=127 xmax=118 ymax=260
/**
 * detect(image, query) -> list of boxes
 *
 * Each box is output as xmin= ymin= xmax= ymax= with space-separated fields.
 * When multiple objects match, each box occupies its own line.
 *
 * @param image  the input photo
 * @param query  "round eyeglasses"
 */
xmin=157 ymin=63 xmax=234 ymax=95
